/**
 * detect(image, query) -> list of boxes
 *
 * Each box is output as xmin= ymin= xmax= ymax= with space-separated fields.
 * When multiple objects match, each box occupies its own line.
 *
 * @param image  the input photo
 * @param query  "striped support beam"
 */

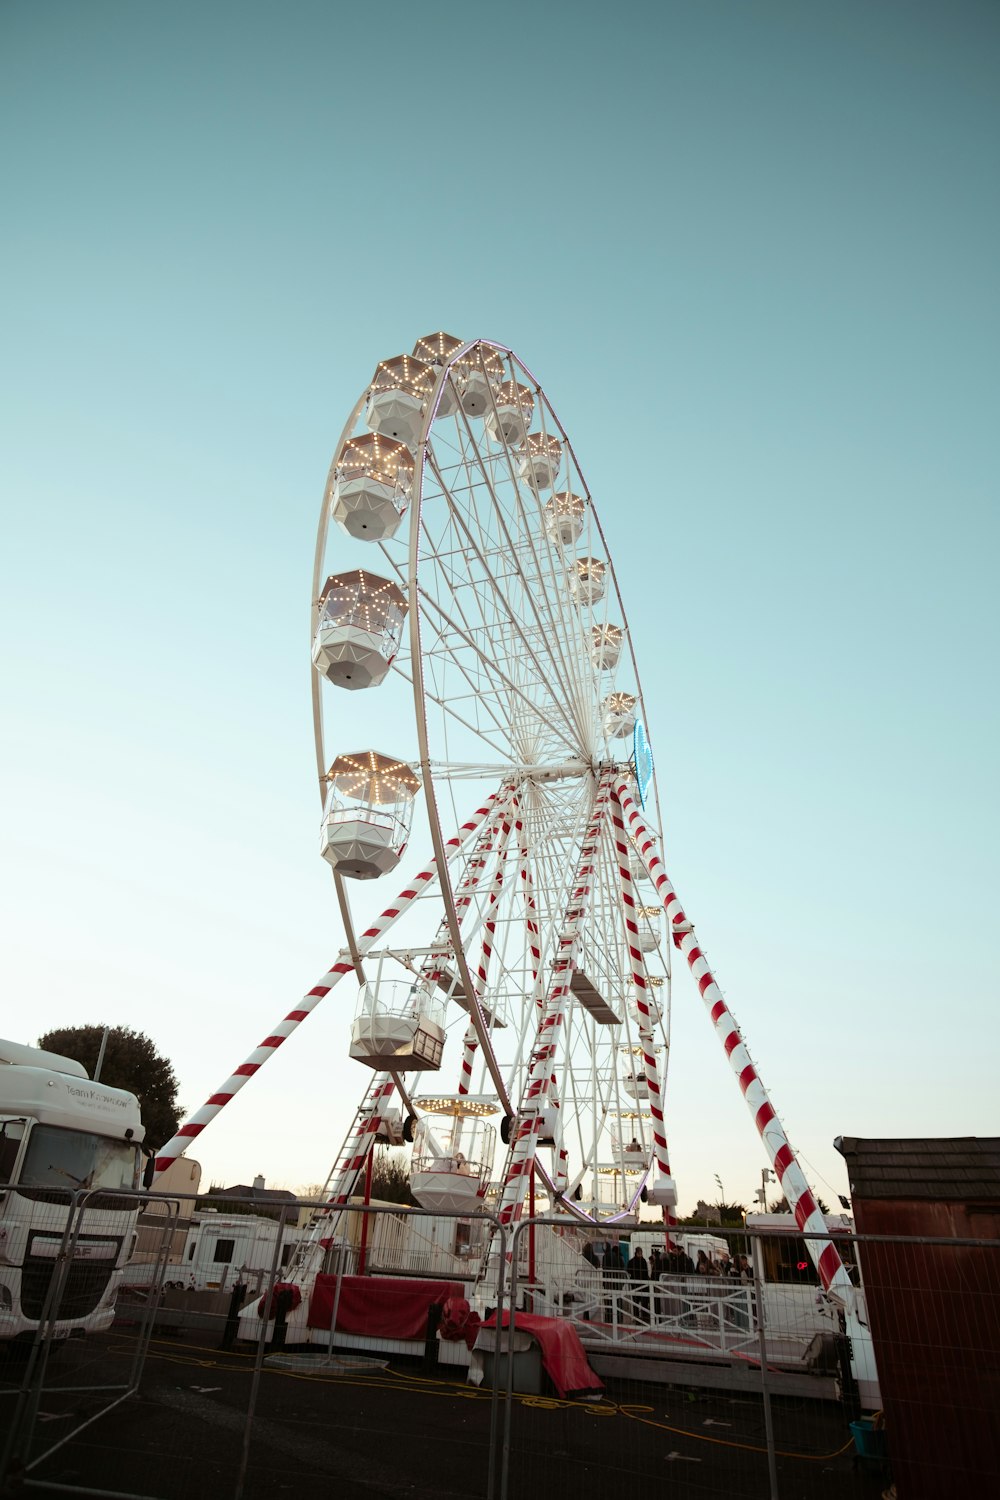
xmin=497 ymin=772 xmax=614 ymax=1231
xmin=457 ymin=798 xmax=516 ymax=1094
xmin=153 ymin=787 xmax=507 ymax=1176
xmin=514 ymin=804 xmax=544 ymax=1013
xmin=325 ymin=1073 xmax=397 ymax=1207
xmin=512 ymin=809 xmax=569 ymax=1191
xmin=613 ymin=778 xmax=854 ymax=1305
xmin=609 ymin=791 xmax=672 ymax=1183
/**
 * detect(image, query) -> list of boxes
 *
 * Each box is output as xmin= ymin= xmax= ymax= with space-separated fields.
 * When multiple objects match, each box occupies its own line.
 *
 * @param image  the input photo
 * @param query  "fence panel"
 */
xmin=0 ymin=1187 xmax=180 ymax=1495
xmin=236 ymin=1201 xmax=508 ymax=1500
xmin=4 ymin=1199 xmax=999 ymax=1499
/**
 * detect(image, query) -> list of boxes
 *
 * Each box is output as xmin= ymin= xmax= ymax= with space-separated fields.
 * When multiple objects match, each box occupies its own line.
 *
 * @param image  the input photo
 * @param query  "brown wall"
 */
xmin=853 ymin=1197 xmax=1000 ymax=1498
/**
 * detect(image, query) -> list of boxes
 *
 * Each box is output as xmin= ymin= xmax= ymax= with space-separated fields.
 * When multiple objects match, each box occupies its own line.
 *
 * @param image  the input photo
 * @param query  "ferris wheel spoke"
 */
xmin=427 ymin=413 xmax=588 ymax=735
xmin=412 ymin=560 xmax=580 ymax=755
xmin=421 ymin=447 xmax=585 ymax=755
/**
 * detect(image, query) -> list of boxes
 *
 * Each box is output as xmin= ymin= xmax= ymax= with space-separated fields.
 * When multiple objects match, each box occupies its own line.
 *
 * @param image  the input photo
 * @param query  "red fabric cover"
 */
xmin=482 ymin=1310 xmax=604 ymax=1399
xmin=307 ymin=1275 xmax=464 ymax=1339
xmin=257 ymin=1282 xmax=302 ymax=1319
xmin=439 ymin=1296 xmax=482 ymax=1351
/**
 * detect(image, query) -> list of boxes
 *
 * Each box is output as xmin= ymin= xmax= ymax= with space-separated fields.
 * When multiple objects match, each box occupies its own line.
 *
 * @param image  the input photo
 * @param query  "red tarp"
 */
xmin=483 ymin=1310 xmax=604 ymax=1399
xmin=307 ymin=1275 xmax=464 ymax=1340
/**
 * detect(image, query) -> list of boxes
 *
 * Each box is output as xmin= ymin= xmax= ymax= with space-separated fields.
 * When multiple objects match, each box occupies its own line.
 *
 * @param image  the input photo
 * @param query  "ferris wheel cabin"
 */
xmin=518 ymin=431 xmax=563 ymax=491
xmin=636 ymin=905 xmax=663 ymax=953
xmin=331 ymin=432 xmax=415 ymax=541
xmin=568 ymin=556 xmax=607 ymax=607
xmin=366 ymin=353 xmax=436 ymax=448
xmin=590 ymin=622 xmax=623 ymax=670
xmin=349 ymin=978 xmax=445 ymax=1072
xmin=319 ymin=750 xmax=420 ymax=879
xmin=411 ymin=331 xmax=464 ymax=417
xmin=453 ymin=344 xmax=505 ymax=416
xmin=485 ymin=378 xmax=534 ymax=446
xmin=409 ymin=1096 xmax=497 ymax=1215
xmin=544 ymin=491 xmax=586 ymax=546
xmin=312 ymin=570 xmax=407 ymax=690
xmin=602 ymin=690 xmax=638 ymax=739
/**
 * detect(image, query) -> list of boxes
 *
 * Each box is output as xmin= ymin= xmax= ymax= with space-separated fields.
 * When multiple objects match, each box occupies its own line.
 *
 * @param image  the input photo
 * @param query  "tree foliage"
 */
xmin=369 ymin=1148 xmax=416 ymax=1205
xmin=37 ymin=1024 xmax=182 ymax=1148
xmin=769 ymin=1193 xmax=831 ymax=1215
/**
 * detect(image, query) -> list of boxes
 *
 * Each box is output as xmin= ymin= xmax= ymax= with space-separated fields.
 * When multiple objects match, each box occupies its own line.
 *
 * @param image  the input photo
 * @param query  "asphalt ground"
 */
xmin=0 ymin=1325 xmax=891 ymax=1500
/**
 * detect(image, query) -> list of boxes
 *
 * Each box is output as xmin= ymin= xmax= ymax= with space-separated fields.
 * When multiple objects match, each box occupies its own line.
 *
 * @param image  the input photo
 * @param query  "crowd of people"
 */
xmin=582 ymin=1240 xmax=753 ymax=1284
xmin=577 ymin=1239 xmax=753 ymax=1326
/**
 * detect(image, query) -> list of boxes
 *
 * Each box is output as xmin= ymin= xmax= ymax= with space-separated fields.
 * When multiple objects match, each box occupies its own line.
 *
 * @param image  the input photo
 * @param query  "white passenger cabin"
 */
xmin=409 ymin=1099 xmax=496 ymax=1216
xmin=350 ymin=978 xmax=446 ymax=1073
xmin=485 ymin=378 xmax=533 ymax=446
xmin=312 ymin=570 xmax=407 ymax=691
xmin=518 ymin=432 xmax=562 ymax=490
xmin=590 ymin=622 xmax=623 ymax=669
xmin=366 ymin=352 xmax=436 ymax=448
xmin=411 ymin=331 xmax=463 ymax=417
xmin=320 ymin=751 xmax=420 ymax=879
xmin=331 ymin=432 xmax=414 ymax=541
xmin=567 ymin=556 xmax=606 ymax=607
xmin=453 ymin=344 xmax=504 ymax=417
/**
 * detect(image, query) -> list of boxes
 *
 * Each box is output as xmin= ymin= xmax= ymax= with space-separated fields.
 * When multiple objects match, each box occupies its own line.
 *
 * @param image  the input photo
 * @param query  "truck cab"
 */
xmin=0 ymin=1038 xmax=145 ymax=1341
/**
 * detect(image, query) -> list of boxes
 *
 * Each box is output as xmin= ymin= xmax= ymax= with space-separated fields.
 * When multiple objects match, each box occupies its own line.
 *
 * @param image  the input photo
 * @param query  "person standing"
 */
xmin=627 ymin=1246 xmax=650 ymax=1323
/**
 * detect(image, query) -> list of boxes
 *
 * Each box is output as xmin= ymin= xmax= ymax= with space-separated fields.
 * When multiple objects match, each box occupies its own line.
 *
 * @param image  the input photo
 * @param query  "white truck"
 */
xmin=0 ymin=1038 xmax=145 ymax=1342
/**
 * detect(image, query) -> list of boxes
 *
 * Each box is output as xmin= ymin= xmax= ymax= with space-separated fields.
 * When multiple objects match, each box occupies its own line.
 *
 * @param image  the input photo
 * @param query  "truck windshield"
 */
xmin=18 ymin=1125 xmax=139 ymax=1192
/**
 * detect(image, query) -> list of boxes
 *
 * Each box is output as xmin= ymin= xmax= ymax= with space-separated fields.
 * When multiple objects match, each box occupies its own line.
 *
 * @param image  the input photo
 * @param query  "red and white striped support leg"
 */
xmin=457 ymin=799 xmax=516 ymax=1095
xmin=610 ymin=791 xmax=673 ymax=1186
xmin=324 ymin=1073 xmax=396 ymax=1208
xmin=457 ymin=1022 xmax=478 ymax=1096
xmin=613 ymin=777 xmax=854 ymax=1305
xmin=153 ymin=787 xmax=507 ymax=1176
xmin=515 ymin=805 xmax=544 ymax=1015
xmin=497 ymin=772 xmax=615 ymax=1232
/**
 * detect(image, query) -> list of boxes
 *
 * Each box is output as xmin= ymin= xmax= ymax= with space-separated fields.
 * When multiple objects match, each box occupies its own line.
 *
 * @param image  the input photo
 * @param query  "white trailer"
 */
xmin=173 ymin=1211 xmax=308 ymax=1291
xmin=123 ymin=1207 xmax=309 ymax=1293
xmin=0 ymin=1038 xmax=145 ymax=1342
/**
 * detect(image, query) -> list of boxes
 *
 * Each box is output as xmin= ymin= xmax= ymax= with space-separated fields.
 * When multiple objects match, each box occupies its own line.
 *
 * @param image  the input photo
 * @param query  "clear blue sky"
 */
xmin=2 ymin=1 xmax=997 ymax=1211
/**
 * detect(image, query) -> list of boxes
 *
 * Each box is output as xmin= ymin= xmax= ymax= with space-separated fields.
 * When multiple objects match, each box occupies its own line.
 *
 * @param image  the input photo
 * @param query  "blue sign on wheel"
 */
xmin=633 ymin=720 xmax=654 ymax=809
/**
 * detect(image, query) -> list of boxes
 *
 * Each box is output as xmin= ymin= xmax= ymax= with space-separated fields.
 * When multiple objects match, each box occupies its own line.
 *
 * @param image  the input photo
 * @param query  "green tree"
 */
xmin=37 ymin=1024 xmax=182 ymax=1148
xmin=369 ymin=1147 xmax=416 ymax=1205
xmin=769 ymin=1192 xmax=831 ymax=1215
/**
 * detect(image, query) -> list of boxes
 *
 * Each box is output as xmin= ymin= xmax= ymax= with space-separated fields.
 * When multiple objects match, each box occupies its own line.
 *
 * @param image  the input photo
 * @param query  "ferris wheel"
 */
xmin=309 ymin=335 xmax=677 ymax=1230
xmin=153 ymin=335 xmax=854 ymax=1305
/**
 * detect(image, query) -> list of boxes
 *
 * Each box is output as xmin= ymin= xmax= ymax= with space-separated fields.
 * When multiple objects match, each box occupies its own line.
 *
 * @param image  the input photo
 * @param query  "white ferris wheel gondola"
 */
xmin=331 ymin=432 xmax=415 ymax=541
xmin=518 ymin=431 xmax=563 ymax=491
xmin=366 ymin=353 xmax=436 ymax=448
xmin=312 ymin=569 xmax=407 ymax=691
xmin=411 ymin=331 xmax=464 ymax=417
xmin=319 ymin=750 xmax=420 ymax=880
xmin=544 ymin=491 xmax=587 ymax=546
xmin=484 ymin=377 xmax=534 ymax=446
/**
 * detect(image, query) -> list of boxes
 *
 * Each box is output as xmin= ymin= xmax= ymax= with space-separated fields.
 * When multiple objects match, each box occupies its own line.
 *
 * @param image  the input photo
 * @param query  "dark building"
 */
xmin=836 ymin=1136 xmax=1000 ymax=1499
xmin=203 ymin=1174 xmax=298 ymax=1220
